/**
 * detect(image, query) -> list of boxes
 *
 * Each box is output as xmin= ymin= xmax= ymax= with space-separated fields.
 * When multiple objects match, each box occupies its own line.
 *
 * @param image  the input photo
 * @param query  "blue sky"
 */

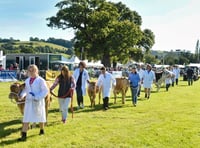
xmin=0 ymin=0 xmax=200 ymax=53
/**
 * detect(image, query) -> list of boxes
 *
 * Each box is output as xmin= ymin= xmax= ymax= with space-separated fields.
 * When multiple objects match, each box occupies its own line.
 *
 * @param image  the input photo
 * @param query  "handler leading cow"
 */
xmin=18 ymin=64 xmax=49 ymax=141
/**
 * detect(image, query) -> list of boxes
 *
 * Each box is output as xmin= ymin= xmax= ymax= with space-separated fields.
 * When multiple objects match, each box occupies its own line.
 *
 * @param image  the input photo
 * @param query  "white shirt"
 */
xmin=97 ymin=72 xmax=116 ymax=98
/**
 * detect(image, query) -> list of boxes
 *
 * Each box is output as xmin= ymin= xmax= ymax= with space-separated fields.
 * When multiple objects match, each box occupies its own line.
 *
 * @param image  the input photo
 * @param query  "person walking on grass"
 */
xmin=136 ymin=64 xmax=144 ymax=97
xmin=186 ymin=67 xmax=194 ymax=86
xmin=141 ymin=64 xmax=156 ymax=99
xmin=128 ymin=66 xmax=140 ymax=107
xmin=18 ymin=64 xmax=49 ymax=141
xmin=96 ymin=67 xmax=116 ymax=110
xmin=73 ymin=61 xmax=90 ymax=109
xmin=50 ymin=65 xmax=76 ymax=124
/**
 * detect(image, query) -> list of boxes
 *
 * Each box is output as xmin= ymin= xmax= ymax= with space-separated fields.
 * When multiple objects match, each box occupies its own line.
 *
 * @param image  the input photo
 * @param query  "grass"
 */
xmin=0 ymin=78 xmax=200 ymax=147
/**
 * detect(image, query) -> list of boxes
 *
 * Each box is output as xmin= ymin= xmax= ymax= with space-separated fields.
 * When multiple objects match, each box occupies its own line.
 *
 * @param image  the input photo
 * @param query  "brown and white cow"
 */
xmin=113 ymin=77 xmax=130 ymax=104
xmin=8 ymin=81 xmax=52 ymax=121
xmin=87 ymin=81 xmax=101 ymax=107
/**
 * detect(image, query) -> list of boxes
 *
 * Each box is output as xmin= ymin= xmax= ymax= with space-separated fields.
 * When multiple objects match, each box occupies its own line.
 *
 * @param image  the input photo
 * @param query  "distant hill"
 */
xmin=0 ymin=40 xmax=74 ymax=56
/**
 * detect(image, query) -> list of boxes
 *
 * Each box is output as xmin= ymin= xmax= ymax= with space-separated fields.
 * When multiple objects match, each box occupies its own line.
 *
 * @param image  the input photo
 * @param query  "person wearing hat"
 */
xmin=128 ymin=65 xmax=140 ymax=106
xmin=73 ymin=61 xmax=90 ymax=109
xmin=96 ymin=67 xmax=116 ymax=110
xmin=141 ymin=64 xmax=156 ymax=99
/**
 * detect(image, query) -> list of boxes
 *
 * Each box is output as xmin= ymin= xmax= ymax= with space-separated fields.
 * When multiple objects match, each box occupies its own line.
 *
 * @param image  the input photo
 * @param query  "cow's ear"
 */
xmin=21 ymin=83 xmax=25 ymax=88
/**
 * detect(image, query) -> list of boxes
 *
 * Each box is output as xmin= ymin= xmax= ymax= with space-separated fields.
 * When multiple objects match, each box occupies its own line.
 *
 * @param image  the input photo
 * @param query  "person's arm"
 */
xmin=71 ymin=76 xmax=76 ymax=90
xmin=50 ymin=78 xmax=59 ymax=91
xmin=34 ymin=78 xmax=49 ymax=100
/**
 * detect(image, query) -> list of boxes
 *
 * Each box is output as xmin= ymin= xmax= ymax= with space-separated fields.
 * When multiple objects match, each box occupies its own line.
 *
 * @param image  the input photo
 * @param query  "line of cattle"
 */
xmin=8 ymin=69 xmax=173 ymax=123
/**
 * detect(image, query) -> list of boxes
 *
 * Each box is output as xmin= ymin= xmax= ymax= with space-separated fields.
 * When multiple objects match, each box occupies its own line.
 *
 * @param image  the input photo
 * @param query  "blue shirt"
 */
xmin=128 ymin=72 xmax=140 ymax=87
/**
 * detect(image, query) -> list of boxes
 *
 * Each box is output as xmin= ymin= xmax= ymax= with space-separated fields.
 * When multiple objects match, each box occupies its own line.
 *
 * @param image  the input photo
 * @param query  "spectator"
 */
xmin=13 ymin=62 xmax=19 ymax=70
xmin=73 ymin=61 xmax=90 ymax=109
xmin=96 ymin=67 xmax=116 ymax=110
xmin=9 ymin=64 xmax=14 ymax=70
xmin=0 ymin=64 xmax=4 ymax=71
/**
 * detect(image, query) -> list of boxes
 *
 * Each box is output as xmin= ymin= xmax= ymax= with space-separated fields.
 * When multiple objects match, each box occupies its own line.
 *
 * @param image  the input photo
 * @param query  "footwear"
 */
xmin=104 ymin=107 xmax=108 ymax=110
xmin=133 ymin=104 xmax=136 ymax=107
xmin=62 ymin=119 xmax=66 ymax=124
xmin=39 ymin=129 xmax=44 ymax=135
xmin=145 ymin=94 xmax=147 ymax=98
xmin=77 ymin=106 xmax=80 ymax=110
xmin=80 ymin=104 xmax=84 ymax=109
xmin=18 ymin=132 xmax=27 ymax=141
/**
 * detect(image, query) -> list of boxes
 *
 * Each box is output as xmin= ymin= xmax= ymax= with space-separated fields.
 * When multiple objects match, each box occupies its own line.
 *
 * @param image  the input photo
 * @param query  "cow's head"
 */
xmin=8 ymin=82 xmax=25 ymax=102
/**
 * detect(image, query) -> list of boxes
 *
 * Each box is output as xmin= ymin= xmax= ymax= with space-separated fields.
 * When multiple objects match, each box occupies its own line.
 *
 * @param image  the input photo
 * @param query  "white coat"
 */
xmin=96 ymin=72 xmax=116 ymax=98
xmin=20 ymin=76 xmax=48 ymax=123
xmin=73 ymin=68 xmax=90 ymax=96
xmin=142 ymin=70 xmax=156 ymax=88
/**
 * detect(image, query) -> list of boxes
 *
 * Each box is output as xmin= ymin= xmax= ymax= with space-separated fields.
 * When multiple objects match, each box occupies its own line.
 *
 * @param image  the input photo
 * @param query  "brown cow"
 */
xmin=8 ymin=81 xmax=52 ymax=122
xmin=113 ymin=77 xmax=130 ymax=104
xmin=87 ymin=81 xmax=99 ymax=107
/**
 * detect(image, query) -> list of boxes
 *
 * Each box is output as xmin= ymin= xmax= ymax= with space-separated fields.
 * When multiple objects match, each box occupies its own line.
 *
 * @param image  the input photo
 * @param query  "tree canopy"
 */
xmin=47 ymin=0 xmax=155 ymax=67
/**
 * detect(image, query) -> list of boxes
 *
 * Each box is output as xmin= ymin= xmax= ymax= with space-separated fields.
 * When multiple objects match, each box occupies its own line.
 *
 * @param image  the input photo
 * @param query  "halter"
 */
xmin=9 ymin=91 xmax=25 ymax=105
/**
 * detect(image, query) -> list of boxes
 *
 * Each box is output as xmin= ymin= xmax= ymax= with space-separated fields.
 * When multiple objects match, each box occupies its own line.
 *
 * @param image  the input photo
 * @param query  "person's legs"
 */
xmin=58 ymin=98 xmax=66 ymax=122
xmin=39 ymin=122 xmax=45 ymax=135
xmin=137 ymin=84 xmax=141 ymax=97
xmin=188 ymin=78 xmax=191 ymax=86
xmin=76 ymin=87 xmax=82 ymax=108
xmin=147 ymin=88 xmax=151 ymax=99
xmin=133 ymin=87 xmax=138 ymax=106
xmin=18 ymin=122 xmax=29 ymax=141
xmin=176 ymin=78 xmax=178 ymax=85
xmin=144 ymin=88 xmax=147 ymax=98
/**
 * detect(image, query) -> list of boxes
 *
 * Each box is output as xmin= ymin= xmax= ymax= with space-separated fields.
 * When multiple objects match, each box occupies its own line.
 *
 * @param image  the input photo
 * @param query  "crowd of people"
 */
xmin=9 ymin=61 xmax=197 ymax=142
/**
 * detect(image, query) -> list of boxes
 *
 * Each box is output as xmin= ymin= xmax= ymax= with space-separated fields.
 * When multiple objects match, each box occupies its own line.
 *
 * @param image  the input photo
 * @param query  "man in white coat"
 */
xmin=96 ymin=67 xmax=116 ymax=110
xmin=18 ymin=64 xmax=49 ymax=141
xmin=73 ymin=61 xmax=90 ymax=109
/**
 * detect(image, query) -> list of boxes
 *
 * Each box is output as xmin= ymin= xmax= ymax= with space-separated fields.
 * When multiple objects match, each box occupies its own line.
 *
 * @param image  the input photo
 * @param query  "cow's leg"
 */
xmin=98 ymin=91 xmax=101 ymax=104
xmin=122 ymin=91 xmax=125 ymax=104
xmin=114 ymin=92 xmax=117 ymax=104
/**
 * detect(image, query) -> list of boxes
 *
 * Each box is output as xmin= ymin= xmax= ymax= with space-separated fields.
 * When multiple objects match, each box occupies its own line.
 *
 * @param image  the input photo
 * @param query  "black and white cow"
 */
xmin=154 ymin=69 xmax=175 ymax=91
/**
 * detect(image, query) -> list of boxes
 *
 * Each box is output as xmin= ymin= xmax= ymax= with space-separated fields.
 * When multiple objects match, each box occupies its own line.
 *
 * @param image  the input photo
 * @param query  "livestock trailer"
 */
xmin=6 ymin=53 xmax=63 ymax=70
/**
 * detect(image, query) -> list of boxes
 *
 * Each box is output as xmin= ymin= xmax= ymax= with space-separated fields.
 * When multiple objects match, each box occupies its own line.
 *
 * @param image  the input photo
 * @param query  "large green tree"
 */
xmin=47 ymin=0 xmax=154 ymax=67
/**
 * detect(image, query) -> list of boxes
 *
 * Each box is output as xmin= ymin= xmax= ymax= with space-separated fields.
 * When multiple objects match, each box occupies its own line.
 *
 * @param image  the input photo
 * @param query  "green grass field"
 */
xmin=0 ymin=78 xmax=200 ymax=148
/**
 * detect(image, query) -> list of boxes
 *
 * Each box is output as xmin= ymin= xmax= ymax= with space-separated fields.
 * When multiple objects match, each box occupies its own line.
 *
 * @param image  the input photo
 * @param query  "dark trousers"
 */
xmin=175 ymin=78 xmax=178 ymax=85
xmin=76 ymin=87 xmax=83 ymax=106
xmin=103 ymin=97 xmax=109 ymax=109
xmin=166 ymin=84 xmax=170 ymax=91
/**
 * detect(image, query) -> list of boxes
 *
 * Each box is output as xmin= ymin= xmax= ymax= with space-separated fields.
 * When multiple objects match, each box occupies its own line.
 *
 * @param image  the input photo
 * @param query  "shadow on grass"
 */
xmin=0 ymin=134 xmax=36 ymax=146
xmin=0 ymin=119 xmax=21 ymax=139
xmin=0 ymin=119 xmax=22 ymax=146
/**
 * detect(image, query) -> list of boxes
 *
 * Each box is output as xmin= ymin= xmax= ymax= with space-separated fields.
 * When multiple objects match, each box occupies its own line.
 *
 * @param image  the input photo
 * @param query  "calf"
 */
xmin=87 ymin=81 xmax=100 ymax=107
xmin=113 ymin=77 xmax=130 ymax=104
xmin=8 ymin=81 xmax=52 ymax=122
